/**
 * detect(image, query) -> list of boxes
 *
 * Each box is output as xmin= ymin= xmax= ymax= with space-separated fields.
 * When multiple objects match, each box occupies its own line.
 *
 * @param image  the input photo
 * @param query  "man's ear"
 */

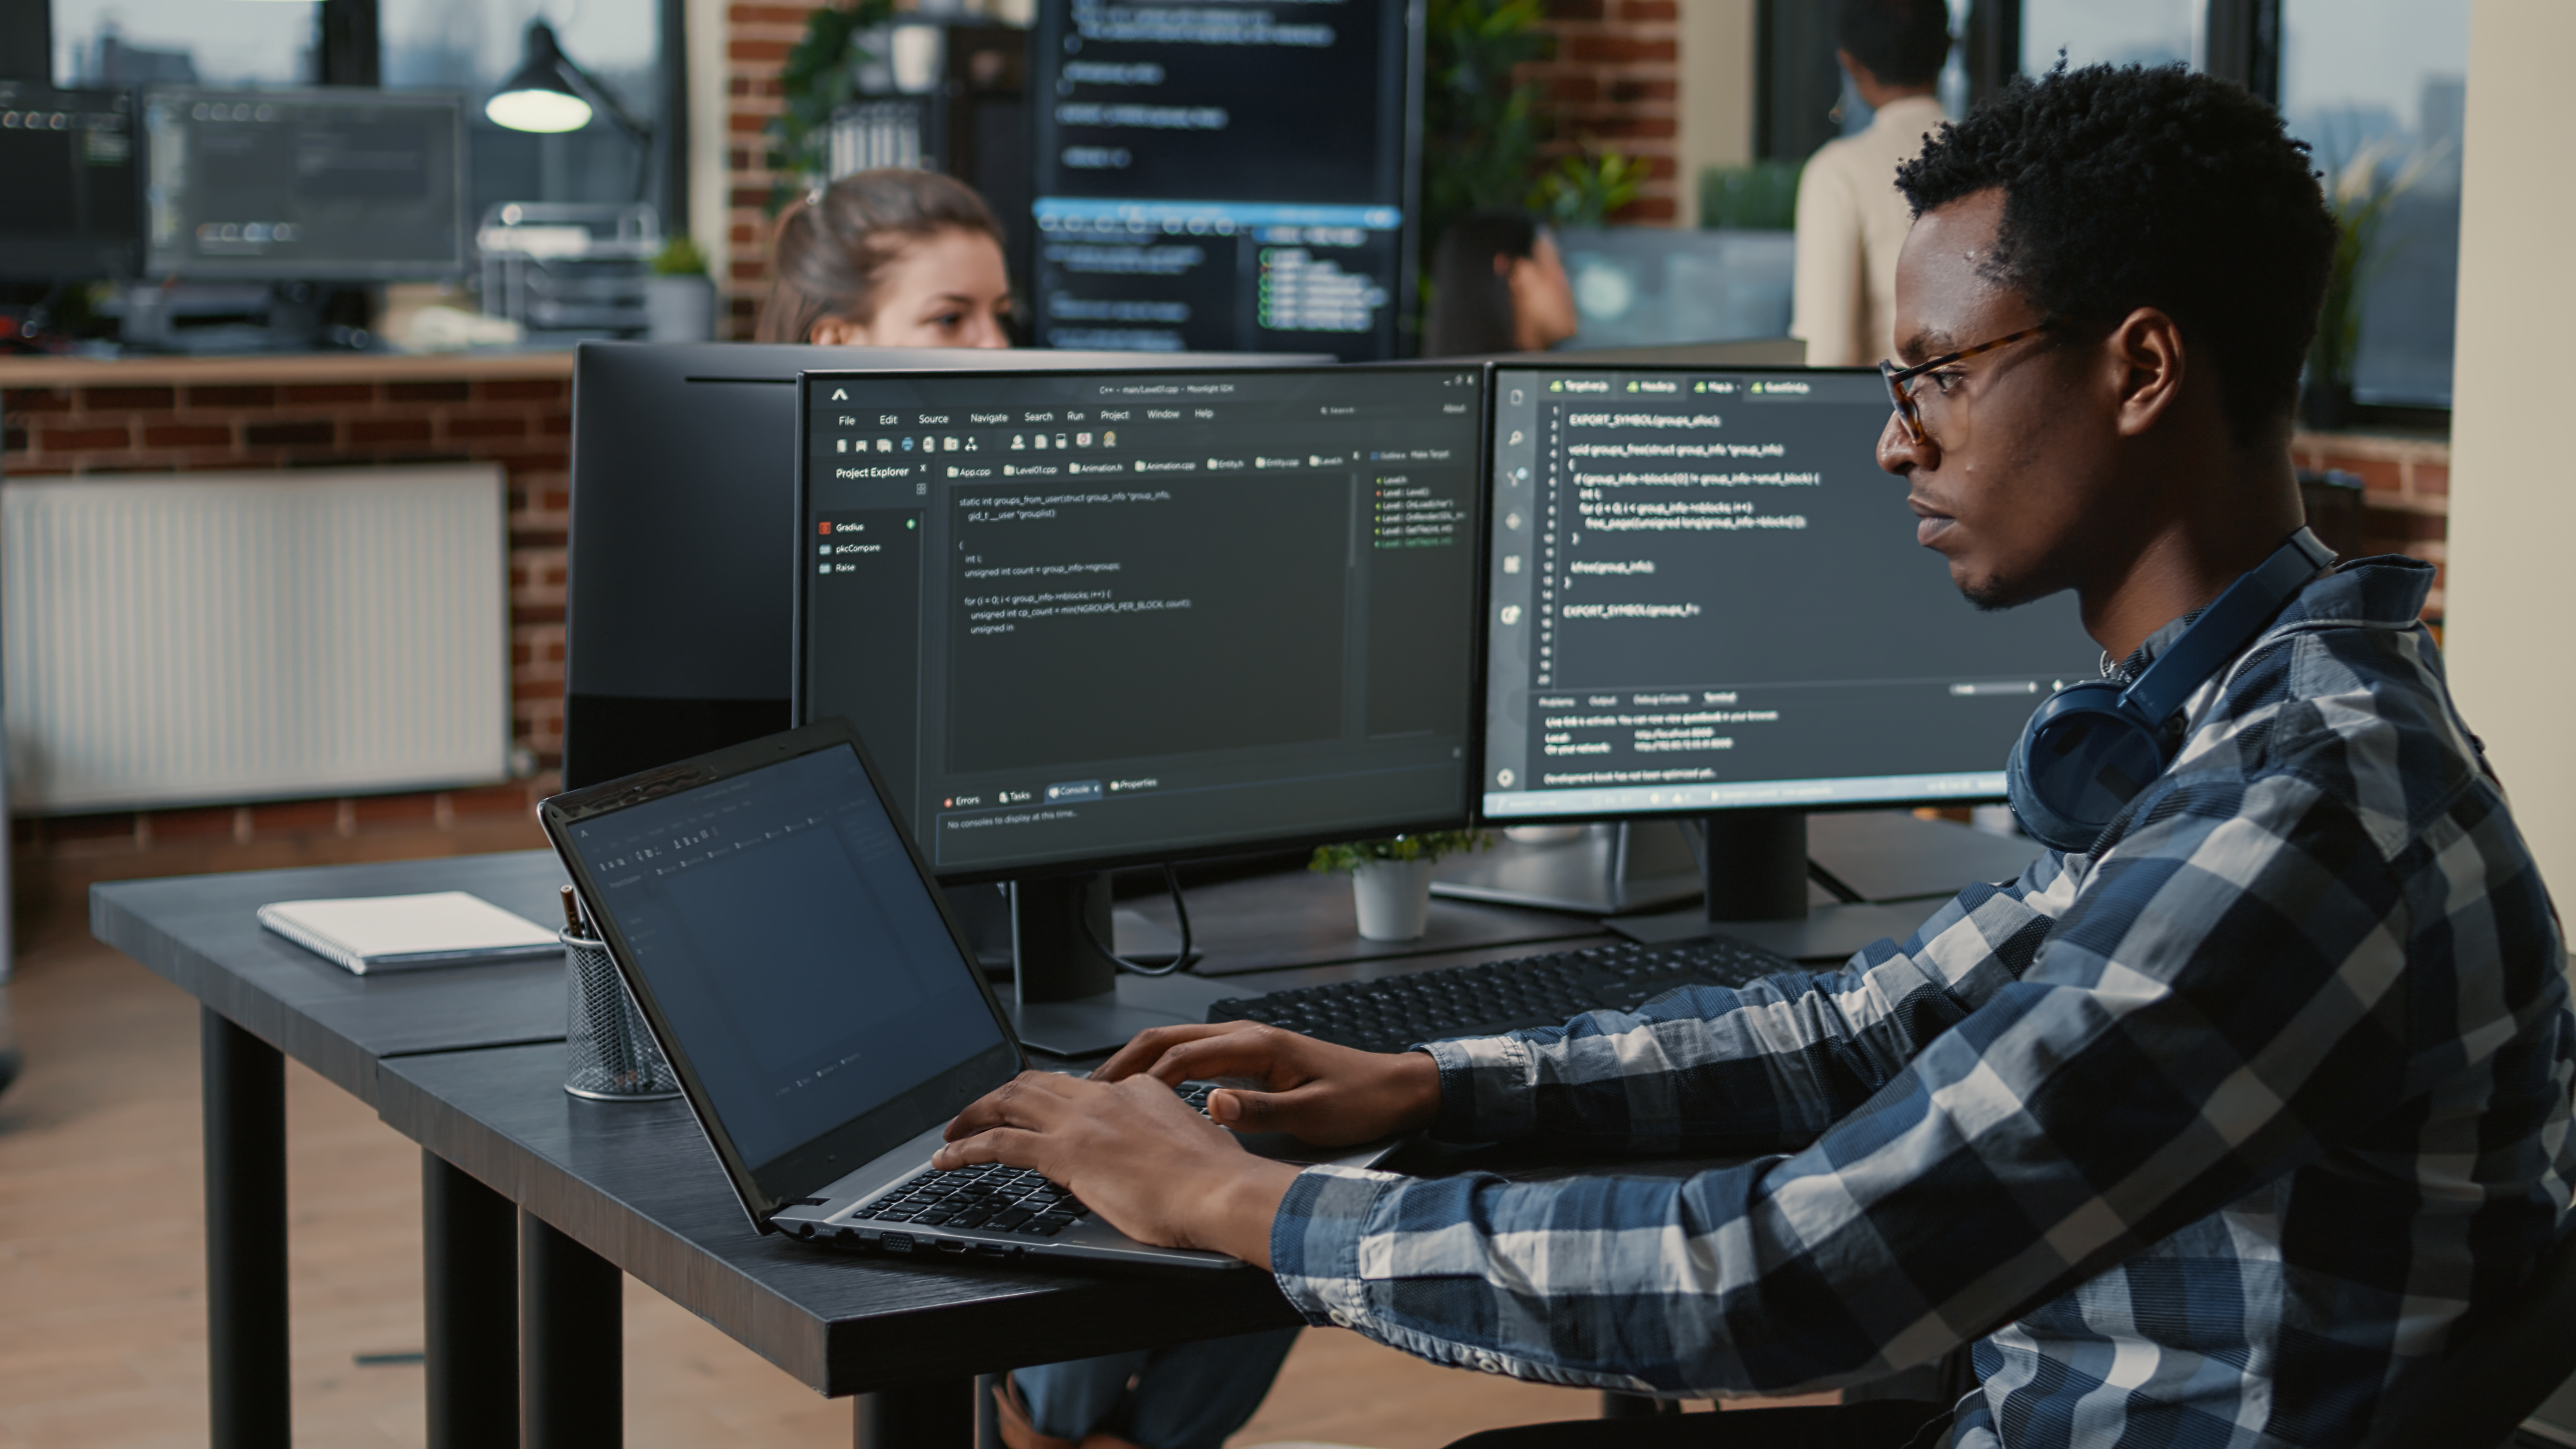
xmin=2107 ymin=307 xmax=2187 ymax=439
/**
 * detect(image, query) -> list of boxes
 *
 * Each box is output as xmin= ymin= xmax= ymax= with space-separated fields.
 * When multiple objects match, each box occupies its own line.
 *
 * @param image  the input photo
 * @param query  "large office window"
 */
xmin=2019 ymin=0 xmax=2198 ymax=73
xmin=52 ymin=0 xmax=320 ymax=86
xmin=1953 ymin=0 xmax=2465 ymax=413
xmin=380 ymin=0 xmax=664 ymax=222
xmin=2280 ymin=0 xmax=2465 ymax=408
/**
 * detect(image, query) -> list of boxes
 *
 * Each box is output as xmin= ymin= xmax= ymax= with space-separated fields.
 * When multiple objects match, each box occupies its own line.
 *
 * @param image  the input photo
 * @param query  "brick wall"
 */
xmin=1528 ymin=0 xmax=1683 ymax=224
xmin=2295 ymin=429 xmax=2451 ymax=621
xmin=723 ymin=3 xmax=812 ymax=338
xmin=1 ymin=370 xmax=569 ymax=910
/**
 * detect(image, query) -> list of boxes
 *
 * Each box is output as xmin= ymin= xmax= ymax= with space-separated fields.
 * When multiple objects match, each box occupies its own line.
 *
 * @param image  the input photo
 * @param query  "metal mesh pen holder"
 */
xmin=562 ymin=929 xmax=682 ymax=1101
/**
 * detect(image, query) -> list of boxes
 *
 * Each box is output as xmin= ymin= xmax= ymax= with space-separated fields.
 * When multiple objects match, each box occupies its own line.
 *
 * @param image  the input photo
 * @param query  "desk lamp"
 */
xmin=486 ymin=20 xmax=649 ymax=141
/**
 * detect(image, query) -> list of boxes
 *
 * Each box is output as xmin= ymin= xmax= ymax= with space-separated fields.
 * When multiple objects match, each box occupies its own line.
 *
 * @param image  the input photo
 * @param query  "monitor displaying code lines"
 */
xmin=1480 ymin=365 xmax=2101 ymax=819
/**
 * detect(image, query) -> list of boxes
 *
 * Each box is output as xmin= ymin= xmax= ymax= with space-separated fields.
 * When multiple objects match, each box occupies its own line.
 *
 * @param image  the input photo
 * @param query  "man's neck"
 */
xmin=2078 ymin=451 xmax=2306 ymax=662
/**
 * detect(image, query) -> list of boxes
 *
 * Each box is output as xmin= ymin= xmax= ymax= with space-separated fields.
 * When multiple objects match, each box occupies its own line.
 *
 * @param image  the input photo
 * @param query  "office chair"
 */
xmin=2356 ymin=1223 xmax=2576 ymax=1449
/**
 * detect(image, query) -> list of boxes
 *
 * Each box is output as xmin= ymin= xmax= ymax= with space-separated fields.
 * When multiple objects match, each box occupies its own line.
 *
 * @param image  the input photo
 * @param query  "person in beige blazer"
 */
xmin=1792 ymin=0 xmax=1955 ymax=367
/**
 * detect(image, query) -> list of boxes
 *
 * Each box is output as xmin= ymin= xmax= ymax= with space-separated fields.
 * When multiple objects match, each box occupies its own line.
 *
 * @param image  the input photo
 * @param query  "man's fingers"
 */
xmin=929 ymin=1126 xmax=1050 ymax=1171
xmin=943 ymin=1070 xmax=1084 ymax=1140
xmin=1093 ymin=1021 xmax=1260 ymax=1081
xmin=1144 ymin=1025 xmax=1317 ymax=1088
xmin=1207 ymin=1081 xmax=1339 ymax=1136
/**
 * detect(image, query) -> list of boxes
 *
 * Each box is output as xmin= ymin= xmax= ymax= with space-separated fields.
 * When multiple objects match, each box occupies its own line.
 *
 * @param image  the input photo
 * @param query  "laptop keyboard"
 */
xmin=865 ymin=1164 xmax=1087 ymax=1236
xmin=855 ymin=1082 xmax=1224 ymax=1239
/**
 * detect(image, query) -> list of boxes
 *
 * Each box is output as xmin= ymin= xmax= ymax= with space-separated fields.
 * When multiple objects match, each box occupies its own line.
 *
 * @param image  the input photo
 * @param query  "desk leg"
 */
xmin=203 ymin=1008 xmax=289 ymax=1449
xmin=856 ymin=1380 xmax=974 ymax=1448
xmin=522 ymin=1212 xmax=622 ymax=1449
xmin=424 ymin=1153 xmax=519 ymax=1448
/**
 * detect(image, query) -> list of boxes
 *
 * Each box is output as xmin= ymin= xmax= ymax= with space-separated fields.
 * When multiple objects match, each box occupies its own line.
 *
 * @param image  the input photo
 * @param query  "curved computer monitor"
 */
xmin=1479 ymin=361 xmax=2099 ymax=825
xmin=565 ymin=343 xmax=1328 ymax=789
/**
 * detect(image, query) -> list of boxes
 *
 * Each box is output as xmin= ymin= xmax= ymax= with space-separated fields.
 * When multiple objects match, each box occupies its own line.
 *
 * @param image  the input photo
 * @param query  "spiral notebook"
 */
xmin=257 ymin=891 xmax=559 ymax=975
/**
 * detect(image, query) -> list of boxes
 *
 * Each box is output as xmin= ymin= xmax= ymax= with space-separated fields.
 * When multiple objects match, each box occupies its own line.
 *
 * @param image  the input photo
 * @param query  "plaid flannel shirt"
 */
xmin=1270 ymin=557 xmax=2574 ymax=1447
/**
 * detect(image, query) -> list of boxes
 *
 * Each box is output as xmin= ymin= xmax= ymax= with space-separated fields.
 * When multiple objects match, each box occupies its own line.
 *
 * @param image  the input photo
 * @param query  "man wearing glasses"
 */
xmin=938 ymin=63 xmax=2572 ymax=1449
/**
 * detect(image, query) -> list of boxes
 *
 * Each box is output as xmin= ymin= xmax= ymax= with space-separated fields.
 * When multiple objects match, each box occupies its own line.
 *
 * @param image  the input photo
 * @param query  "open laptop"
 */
xmin=540 ymin=718 xmax=1391 ymax=1271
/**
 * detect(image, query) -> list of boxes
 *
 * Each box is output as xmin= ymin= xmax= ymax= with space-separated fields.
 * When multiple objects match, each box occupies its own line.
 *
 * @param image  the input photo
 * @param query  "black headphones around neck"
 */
xmin=2007 ymin=528 xmax=2336 ymax=853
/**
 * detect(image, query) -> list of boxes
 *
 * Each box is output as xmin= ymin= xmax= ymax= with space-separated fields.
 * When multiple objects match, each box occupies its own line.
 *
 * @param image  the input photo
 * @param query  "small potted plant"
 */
xmin=644 ymin=236 xmax=716 ymax=342
xmin=1310 ymin=831 xmax=1491 ymax=942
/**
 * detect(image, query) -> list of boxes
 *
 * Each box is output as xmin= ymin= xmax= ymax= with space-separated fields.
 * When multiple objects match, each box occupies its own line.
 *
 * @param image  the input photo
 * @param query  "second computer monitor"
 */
xmin=0 ymin=83 xmax=141 ymax=280
xmin=143 ymin=88 xmax=467 ymax=280
xmin=1480 ymin=364 xmax=2099 ymax=821
xmin=798 ymin=364 xmax=1485 ymax=880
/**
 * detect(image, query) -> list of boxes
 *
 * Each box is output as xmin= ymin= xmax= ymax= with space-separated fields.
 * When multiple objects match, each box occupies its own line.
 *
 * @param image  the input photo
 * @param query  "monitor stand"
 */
xmin=1607 ymin=809 xmax=1936 ymax=962
xmin=1429 ymin=821 xmax=1704 ymax=916
xmin=999 ymin=873 xmax=1232 ymax=1058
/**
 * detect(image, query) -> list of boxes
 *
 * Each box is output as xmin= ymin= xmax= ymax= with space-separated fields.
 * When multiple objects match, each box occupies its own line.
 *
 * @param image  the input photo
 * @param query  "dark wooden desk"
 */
xmin=91 ymin=851 xmax=582 ymax=1449
xmin=86 ymin=849 xmax=1616 ymax=1449
xmin=89 ymin=823 xmax=2020 ymax=1447
xmin=376 ymin=1044 xmax=1305 ymax=1394
xmin=90 ymin=850 xmax=572 ymax=1099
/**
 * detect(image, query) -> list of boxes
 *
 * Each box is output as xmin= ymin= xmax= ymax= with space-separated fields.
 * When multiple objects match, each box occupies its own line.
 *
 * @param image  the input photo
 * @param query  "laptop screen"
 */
xmin=563 ymin=741 xmax=1012 ymax=1174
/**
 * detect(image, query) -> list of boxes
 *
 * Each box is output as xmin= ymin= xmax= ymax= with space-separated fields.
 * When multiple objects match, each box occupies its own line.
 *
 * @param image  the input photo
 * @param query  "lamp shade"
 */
xmin=486 ymin=21 xmax=594 ymax=134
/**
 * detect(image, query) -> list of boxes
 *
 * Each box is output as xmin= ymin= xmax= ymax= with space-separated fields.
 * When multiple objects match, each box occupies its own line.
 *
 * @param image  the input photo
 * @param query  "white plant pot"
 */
xmin=1350 ymin=857 xmax=1437 ymax=942
xmin=644 ymin=274 xmax=716 ymax=342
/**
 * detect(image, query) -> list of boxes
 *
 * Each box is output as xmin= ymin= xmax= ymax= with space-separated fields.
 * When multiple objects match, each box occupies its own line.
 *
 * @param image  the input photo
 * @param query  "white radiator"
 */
xmin=4 ymin=464 xmax=511 ymax=814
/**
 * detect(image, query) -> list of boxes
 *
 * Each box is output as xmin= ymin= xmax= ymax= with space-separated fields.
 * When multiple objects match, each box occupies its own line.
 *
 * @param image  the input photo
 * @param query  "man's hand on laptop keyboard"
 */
xmin=1092 ymin=1021 xmax=1442 ymax=1148
xmin=932 ymin=1069 xmax=1301 ymax=1265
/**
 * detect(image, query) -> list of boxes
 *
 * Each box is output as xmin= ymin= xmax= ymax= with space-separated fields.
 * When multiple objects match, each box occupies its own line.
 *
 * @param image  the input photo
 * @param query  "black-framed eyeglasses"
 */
xmin=1879 ymin=321 xmax=2058 ymax=445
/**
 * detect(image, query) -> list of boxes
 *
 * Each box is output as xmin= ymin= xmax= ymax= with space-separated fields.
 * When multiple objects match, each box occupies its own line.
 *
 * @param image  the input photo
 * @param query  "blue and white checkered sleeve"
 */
xmin=1274 ymin=776 xmax=2420 ymax=1397
xmin=1418 ymin=851 xmax=2077 ymax=1153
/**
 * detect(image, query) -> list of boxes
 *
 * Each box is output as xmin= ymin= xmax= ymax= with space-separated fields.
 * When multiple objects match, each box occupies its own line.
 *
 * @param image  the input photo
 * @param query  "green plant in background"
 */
xmin=1699 ymin=160 xmax=1804 ymax=231
xmin=1530 ymin=149 xmax=1646 ymax=228
xmin=649 ymin=236 xmax=709 ymax=277
xmin=1422 ymin=0 xmax=1554 ymax=256
xmin=2306 ymin=135 xmax=2443 ymax=421
xmin=1419 ymin=0 xmax=1641 ymax=342
xmin=763 ymin=0 xmax=895 ymax=215
xmin=1531 ymin=150 xmax=1648 ymax=229
xmin=1309 ymin=831 xmax=1493 ymax=873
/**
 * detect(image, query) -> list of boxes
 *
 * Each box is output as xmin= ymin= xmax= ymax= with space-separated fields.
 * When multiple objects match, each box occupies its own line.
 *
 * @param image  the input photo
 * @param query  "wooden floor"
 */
xmin=0 ymin=905 xmax=1821 ymax=1449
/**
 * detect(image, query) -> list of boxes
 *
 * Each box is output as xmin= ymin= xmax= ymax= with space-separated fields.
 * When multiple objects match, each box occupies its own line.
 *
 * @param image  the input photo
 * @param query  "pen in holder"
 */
xmin=559 ymin=886 xmax=681 ymax=1101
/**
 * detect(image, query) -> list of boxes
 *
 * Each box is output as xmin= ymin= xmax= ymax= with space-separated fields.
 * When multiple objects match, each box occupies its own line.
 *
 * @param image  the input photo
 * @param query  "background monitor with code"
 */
xmin=1480 ymin=364 xmax=2101 ymax=822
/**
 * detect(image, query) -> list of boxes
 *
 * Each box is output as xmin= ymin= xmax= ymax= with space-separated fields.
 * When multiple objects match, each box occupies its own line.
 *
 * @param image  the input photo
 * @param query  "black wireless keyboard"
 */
xmin=1206 ymin=935 xmax=1801 ymax=1054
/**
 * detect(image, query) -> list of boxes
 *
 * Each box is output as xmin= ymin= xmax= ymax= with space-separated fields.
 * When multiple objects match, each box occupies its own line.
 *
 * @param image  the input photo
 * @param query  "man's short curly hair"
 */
xmin=1893 ymin=64 xmax=2336 ymax=447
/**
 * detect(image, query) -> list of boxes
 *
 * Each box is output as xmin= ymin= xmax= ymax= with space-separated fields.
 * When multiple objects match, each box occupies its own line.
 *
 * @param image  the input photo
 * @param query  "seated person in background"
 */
xmin=753 ymin=168 xmax=1015 ymax=348
xmin=1422 ymin=212 xmax=1579 ymax=356
xmin=1792 ymin=0 xmax=1953 ymax=366
xmin=935 ymin=64 xmax=2575 ymax=1449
